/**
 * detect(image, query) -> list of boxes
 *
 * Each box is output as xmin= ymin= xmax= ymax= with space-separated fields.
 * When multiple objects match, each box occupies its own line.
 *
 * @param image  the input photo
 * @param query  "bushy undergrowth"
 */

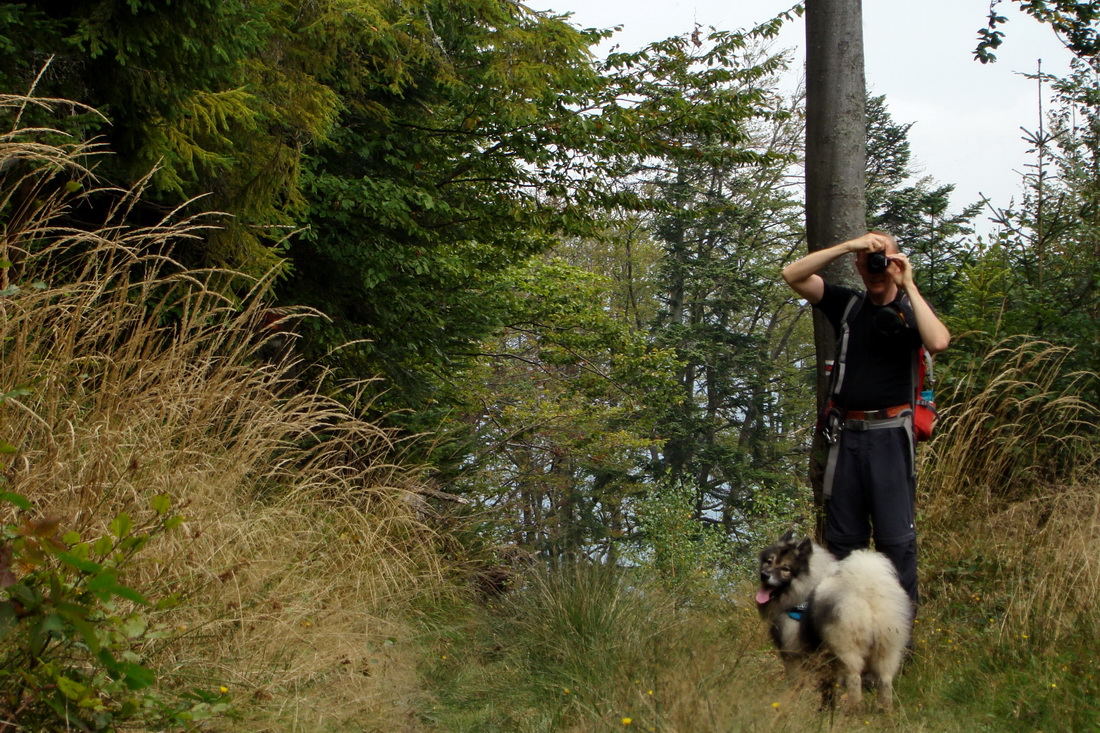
xmin=0 ymin=94 xmax=449 ymax=729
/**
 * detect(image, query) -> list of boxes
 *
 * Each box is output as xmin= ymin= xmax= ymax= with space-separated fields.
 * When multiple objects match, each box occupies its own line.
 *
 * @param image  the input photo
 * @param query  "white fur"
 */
xmin=759 ymin=540 xmax=911 ymax=712
xmin=811 ymin=549 xmax=912 ymax=711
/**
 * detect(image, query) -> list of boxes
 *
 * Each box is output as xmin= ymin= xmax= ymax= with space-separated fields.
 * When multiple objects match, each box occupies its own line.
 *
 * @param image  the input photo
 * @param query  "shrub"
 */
xmin=0 ymin=490 xmax=230 ymax=729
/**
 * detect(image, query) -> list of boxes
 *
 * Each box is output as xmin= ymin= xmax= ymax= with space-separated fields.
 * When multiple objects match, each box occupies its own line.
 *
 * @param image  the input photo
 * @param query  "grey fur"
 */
xmin=756 ymin=531 xmax=912 ymax=712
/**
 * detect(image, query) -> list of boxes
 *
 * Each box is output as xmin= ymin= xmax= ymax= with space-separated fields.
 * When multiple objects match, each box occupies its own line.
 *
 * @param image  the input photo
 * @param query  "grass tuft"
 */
xmin=0 ymin=94 xmax=448 ymax=729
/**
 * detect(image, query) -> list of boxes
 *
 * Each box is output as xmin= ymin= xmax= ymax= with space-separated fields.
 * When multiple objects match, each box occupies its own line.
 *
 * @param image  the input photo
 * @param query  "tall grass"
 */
xmin=420 ymin=563 xmax=802 ymax=733
xmin=0 ymin=94 xmax=447 ymax=729
xmin=920 ymin=336 xmax=1100 ymax=642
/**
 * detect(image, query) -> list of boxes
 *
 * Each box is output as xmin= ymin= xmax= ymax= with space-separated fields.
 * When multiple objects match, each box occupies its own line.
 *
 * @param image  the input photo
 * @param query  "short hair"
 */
xmin=868 ymin=229 xmax=900 ymax=253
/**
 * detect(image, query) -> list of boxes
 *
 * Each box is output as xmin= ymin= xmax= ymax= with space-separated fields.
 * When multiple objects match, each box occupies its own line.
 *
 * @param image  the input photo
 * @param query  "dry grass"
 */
xmin=920 ymin=336 xmax=1098 ymax=505
xmin=919 ymin=336 xmax=1100 ymax=643
xmin=0 ymin=94 xmax=447 ymax=729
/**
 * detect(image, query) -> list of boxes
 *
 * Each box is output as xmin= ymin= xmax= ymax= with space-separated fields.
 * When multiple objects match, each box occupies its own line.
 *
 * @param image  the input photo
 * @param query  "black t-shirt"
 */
xmin=814 ymin=281 xmax=923 ymax=410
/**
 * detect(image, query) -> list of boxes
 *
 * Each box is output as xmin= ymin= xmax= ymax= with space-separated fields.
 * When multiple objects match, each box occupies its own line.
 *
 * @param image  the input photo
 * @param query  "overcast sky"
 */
xmin=535 ymin=0 xmax=1078 ymax=232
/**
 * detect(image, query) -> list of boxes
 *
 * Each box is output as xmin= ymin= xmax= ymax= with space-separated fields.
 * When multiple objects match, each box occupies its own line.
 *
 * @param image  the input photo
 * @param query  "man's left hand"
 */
xmin=888 ymin=252 xmax=915 ymax=289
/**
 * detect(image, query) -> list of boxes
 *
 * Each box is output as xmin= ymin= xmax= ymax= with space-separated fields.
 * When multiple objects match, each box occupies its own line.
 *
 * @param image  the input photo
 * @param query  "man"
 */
xmin=781 ymin=231 xmax=950 ymax=607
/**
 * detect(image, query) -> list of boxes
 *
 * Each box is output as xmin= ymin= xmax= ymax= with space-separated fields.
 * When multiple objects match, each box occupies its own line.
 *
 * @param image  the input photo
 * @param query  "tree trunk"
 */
xmin=804 ymin=0 xmax=867 ymax=538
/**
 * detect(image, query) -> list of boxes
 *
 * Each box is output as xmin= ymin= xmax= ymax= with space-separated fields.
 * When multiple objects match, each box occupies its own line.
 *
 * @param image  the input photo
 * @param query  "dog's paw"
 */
xmin=839 ymin=690 xmax=864 ymax=713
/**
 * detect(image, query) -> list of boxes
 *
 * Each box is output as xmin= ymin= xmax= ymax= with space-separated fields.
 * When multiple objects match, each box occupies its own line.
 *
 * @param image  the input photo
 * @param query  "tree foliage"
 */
xmin=646 ymin=110 xmax=812 ymax=547
xmin=432 ymin=24 xmax=805 ymax=558
xmin=452 ymin=253 xmax=680 ymax=561
xmin=0 ymin=0 xmax=337 ymax=272
xmin=283 ymin=11 xmax=792 ymax=425
xmin=953 ymin=60 xmax=1100 ymax=385
xmin=977 ymin=0 xmax=1100 ymax=62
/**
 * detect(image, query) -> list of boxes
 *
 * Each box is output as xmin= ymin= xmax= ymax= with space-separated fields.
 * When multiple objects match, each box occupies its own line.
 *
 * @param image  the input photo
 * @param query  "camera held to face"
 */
xmin=866 ymin=250 xmax=890 ymax=273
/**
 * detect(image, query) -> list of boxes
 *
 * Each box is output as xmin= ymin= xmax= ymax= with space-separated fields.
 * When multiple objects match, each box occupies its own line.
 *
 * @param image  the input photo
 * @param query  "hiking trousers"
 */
xmin=823 ymin=419 xmax=919 ymax=607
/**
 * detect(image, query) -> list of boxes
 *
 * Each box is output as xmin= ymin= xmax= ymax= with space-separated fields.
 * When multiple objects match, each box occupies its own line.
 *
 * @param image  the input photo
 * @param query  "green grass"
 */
xmin=410 ymin=540 xmax=1100 ymax=733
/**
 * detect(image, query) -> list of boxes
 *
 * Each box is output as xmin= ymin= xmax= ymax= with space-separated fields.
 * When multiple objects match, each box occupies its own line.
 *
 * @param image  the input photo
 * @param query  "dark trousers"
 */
xmin=823 ymin=422 xmax=919 ymax=607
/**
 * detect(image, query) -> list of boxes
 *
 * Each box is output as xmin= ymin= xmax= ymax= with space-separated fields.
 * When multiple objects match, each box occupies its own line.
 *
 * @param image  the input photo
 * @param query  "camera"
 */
xmin=866 ymin=251 xmax=890 ymax=273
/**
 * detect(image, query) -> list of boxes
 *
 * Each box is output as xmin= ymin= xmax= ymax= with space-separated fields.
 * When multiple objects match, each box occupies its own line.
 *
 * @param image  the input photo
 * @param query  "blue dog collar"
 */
xmin=786 ymin=603 xmax=808 ymax=622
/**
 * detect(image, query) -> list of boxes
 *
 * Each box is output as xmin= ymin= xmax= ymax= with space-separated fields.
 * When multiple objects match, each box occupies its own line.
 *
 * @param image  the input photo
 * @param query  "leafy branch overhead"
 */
xmin=976 ymin=0 xmax=1100 ymax=62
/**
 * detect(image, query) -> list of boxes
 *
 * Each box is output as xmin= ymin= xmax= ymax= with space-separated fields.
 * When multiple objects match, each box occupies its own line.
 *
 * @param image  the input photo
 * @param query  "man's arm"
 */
xmin=781 ymin=232 xmax=891 ymax=304
xmin=890 ymin=254 xmax=951 ymax=355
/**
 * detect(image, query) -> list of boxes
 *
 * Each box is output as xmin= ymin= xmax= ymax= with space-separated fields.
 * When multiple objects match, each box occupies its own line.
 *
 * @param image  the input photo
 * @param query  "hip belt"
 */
xmin=836 ymin=403 xmax=912 ymax=432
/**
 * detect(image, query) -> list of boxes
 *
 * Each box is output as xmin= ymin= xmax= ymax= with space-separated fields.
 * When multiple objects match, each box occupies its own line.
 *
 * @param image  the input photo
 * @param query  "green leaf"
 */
xmin=56 ymin=675 xmax=87 ymax=701
xmin=110 ymin=513 xmax=132 ymax=539
xmin=109 ymin=584 xmax=150 ymax=606
xmin=30 ymin=612 xmax=65 ymax=655
xmin=58 ymin=605 xmax=101 ymax=654
xmin=93 ymin=535 xmax=115 ymax=556
xmin=8 ymin=582 xmax=42 ymax=610
xmin=0 ymin=491 xmax=30 ymax=511
xmin=57 ymin=552 xmax=103 ymax=574
xmin=86 ymin=570 xmax=119 ymax=594
xmin=116 ymin=535 xmax=149 ymax=553
xmin=118 ymin=661 xmax=156 ymax=690
xmin=0 ymin=386 xmax=32 ymax=401
xmin=150 ymin=493 xmax=171 ymax=515
xmin=121 ymin=614 xmax=147 ymax=638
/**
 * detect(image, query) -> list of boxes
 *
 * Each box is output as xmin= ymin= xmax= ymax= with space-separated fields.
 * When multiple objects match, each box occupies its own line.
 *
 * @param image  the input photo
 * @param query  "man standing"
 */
xmin=781 ymin=231 xmax=950 ymax=607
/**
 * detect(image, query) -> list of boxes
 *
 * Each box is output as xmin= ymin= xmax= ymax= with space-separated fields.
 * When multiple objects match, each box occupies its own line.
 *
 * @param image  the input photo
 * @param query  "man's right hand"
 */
xmin=846 ymin=231 xmax=893 ymax=254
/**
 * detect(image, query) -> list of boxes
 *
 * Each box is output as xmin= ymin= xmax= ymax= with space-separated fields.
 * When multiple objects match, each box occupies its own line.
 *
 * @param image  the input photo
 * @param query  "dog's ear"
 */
xmin=796 ymin=537 xmax=813 ymax=558
xmin=779 ymin=529 xmax=796 ymax=544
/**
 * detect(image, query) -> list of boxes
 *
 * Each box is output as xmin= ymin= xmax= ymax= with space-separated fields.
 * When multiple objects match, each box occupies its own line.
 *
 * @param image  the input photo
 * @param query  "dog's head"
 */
xmin=756 ymin=529 xmax=814 ymax=611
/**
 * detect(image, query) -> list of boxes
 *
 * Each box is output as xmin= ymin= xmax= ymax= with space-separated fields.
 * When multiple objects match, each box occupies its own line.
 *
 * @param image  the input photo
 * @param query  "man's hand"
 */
xmin=888 ymin=252 xmax=915 ymax=289
xmin=848 ymin=231 xmax=893 ymax=255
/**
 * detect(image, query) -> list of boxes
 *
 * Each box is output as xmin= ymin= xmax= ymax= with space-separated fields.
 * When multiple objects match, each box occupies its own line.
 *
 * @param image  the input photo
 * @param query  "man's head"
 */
xmin=855 ymin=230 xmax=900 ymax=297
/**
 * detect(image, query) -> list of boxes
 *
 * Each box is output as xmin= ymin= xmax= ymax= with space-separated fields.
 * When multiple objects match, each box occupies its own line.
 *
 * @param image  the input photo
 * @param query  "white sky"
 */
xmin=536 ymin=0 xmax=1079 ymax=231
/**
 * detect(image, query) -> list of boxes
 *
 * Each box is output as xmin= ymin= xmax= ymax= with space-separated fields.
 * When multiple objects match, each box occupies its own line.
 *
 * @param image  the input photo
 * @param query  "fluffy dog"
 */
xmin=755 ymin=530 xmax=912 ymax=711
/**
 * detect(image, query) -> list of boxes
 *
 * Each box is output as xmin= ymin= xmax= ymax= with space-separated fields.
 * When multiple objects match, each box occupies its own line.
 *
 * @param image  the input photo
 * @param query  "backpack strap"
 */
xmin=896 ymin=291 xmax=933 ymax=407
xmin=899 ymin=292 xmax=919 ymax=408
xmin=820 ymin=293 xmax=863 ymax=501
xmin=829 ymin=292 xmax=863 ymax=400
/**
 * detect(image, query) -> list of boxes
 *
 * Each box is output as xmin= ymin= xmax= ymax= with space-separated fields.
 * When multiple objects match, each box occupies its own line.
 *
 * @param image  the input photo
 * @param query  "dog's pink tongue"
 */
xmin=755 ymin=587 xmax=773 ymax=605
